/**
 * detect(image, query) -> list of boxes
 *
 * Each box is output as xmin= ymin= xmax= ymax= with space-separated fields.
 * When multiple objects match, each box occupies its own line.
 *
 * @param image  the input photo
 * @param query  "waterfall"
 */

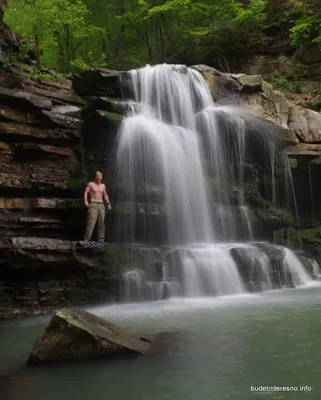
xmin=112 ymin=64 xmax=315 ymax=301
xmin=283 ymin=248 xmax=312 ymax=286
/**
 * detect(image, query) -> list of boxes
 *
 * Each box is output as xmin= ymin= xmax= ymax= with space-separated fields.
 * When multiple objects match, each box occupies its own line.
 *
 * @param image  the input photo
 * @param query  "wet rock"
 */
xmin=0 ymin=105 xmax=40 ymax=124
xmin=41 ymin=110 xmax=82 ymax=130
xmin=191 ymin=64 xmax=242 ymax=100
xmin=82 ymin=96 xmax=130 ymax=119
xmin=297 ymin=256 xmax=314 ymax=274
xmin=21 ymin=82 xmax=86 ymax=106
xmin=51 ymin=105 xmax=82 ymax=117
xmin=0 ymin=86 xmax=52 ymax=111
xmin=27 ymin=308 xmax=150 ymax=363
xmin=0 ymin=121 xmax=80 ymax=144
xmin=250 ymin=242 xmax=285 ymax=261
xmin=254 ymin=209 xmax=294 ymax=227
xmin=286 ymin=143 xmax=321 ymax=158
xmin=72 ymin=69 xmax=127 ymax=97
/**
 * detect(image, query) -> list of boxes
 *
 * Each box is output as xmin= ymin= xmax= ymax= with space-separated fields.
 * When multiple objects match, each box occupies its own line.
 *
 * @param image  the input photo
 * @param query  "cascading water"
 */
xmin=113 ymin=64 xmax=315 ymax=301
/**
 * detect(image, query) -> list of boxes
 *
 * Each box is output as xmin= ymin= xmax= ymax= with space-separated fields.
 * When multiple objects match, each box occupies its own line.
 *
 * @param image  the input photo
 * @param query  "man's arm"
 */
xmin=103 ymin=186 xmax=112 ymax=209
xmin=84 ymin=183 xmax=91 ymax=208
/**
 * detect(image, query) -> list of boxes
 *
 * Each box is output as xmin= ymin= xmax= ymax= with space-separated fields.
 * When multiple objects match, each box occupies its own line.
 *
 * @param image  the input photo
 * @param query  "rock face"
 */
xmin=0 ymin=237 xmax=163 ymax=318
xmin=27 ymin=308 xmax=150 ymax=364
xmin=0 ymin=238 xmax=114 ymax=317
xmin=0 ymin=66 xmax=87 ymax=241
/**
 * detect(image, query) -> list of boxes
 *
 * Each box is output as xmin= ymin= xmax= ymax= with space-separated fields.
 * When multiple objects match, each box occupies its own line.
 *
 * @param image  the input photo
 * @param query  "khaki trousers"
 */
xmin=84 ymin=202 xmax=105 ymax=242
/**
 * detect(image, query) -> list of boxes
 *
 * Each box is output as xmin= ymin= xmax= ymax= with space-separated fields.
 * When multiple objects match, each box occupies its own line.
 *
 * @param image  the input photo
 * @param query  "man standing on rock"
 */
xmin=83 ymin=171 xmax=112 ymax=242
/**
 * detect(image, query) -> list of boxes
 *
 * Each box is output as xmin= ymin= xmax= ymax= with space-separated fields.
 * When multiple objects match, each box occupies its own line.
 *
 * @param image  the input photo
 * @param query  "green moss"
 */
xmin=102 ymin=244 xmax=145 ymax=276
xmin=0 ymin=307 xmax=12 ymax=313
xmin=255 ymin=209 xmax=294 ymax=226
xmin=98 ymin=111 xmax=124 ymax=122
xmin=97 ymin=98 xmax=127 ymax=115
xmin=208 ymin=177 xmax=220 ymax=190
xmin=65 ymin=172 xmax=88 ymax=193
xmin=243 ymin=183 xmax=272 ymax=209
xmin=66 ymin=177 xmax=80 ymax=190
xmin=301 ymin=227 xmax=321 ymax=244
xmin=210 ymin=90 xmax=219 ymax=102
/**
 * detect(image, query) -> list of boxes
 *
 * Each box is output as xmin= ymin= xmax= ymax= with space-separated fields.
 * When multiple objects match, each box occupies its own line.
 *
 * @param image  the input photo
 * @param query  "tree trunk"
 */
xmin=157 ymin=17 xmax=164 ymax=59
xmin=117 ymin=0 xmax=125 ymax=68
xmin=34 ymin=34 xmax=41 ymax=68
xmin=144 ymin=22 xmax=152 ymax=59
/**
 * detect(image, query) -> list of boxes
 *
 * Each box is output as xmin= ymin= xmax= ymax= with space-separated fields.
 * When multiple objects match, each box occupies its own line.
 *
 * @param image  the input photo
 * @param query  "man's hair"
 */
xmin=96 ymin=171 xmax=103 ymax=177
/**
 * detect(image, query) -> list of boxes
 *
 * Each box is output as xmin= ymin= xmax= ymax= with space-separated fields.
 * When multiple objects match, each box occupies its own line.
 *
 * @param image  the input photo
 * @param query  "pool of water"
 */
xmin=1 ymin=284 xmax=321 ymax=400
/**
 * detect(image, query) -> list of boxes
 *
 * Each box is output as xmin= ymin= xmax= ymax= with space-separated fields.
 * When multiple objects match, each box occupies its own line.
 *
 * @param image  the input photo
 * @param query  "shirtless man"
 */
xmin=83 ymin=171 xmax=112 ymax=242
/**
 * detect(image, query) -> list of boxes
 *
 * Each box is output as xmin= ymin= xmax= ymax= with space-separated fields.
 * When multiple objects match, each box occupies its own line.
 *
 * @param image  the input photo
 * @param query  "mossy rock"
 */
xmin=102 ymin=244 xmax=161 ymax=276
xmin=243 ymin=183 xmax=271 ymax=209
xmin=255 ymin=209 xmax=294 ymax=226
xmin=27 ymin=308 xmax=151 ymax=364
xmin=98 ymin=110 xmax=124 ymax=122
xmin=301 ymin=227 xmax=321 ymax=244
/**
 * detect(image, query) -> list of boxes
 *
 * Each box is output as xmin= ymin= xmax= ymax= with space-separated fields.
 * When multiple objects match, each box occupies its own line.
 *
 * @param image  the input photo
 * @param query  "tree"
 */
xmin=288 ymin=0 xmax=321 ymax=50
xmin=4 ymin=0 xmax=102 ymax=71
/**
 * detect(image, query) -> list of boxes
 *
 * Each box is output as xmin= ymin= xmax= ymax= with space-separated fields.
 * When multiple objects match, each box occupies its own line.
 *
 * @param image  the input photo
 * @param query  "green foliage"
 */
xmin=286 ymin=0 xmax=321 ymax=50
xmin=301 ymin=227 xmax=321 ymax=244
xmin=269 ymin=76 xmax=299 ymax=93
xmin=4 ymin=0 xmax=103 ymax=71
xmin=4 ymin=0 xmax=268 ymax=72
xmin=4 ymin=0 xmax=320 ymax=72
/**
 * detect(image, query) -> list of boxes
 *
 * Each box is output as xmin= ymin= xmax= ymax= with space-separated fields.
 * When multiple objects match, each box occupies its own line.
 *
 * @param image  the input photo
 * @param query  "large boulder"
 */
xmin=288 ymin=106 xmax=321 ymax=143
xmin=27 ymin=308 xmax=151 ymax=364
xmin=191 ymin=64 xmax=242 ymax=99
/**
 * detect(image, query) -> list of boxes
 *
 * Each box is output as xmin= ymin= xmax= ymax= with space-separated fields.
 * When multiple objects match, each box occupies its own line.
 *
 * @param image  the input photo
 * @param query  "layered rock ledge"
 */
xmin=0 ymin=238 xmax=119 ymax=320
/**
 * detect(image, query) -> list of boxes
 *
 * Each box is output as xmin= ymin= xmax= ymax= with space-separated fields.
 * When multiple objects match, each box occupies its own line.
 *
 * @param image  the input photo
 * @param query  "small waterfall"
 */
xmin=240 ymin=206 xmax=253 ymax=240
xmin=111 ymin=64 xmax=314 ymax=302
xmin=308 ymin=162 xmax=315 ymax=219
xmin=177 ymin=246 xmax=245 ymax=296
xmin=123 ymin=269 xmax=145 ymax=302
xmin=311 ymin=259 xmax=321 ymax=277
xmin=284 ymin=157 xmax=302 ymax=246
xmin=283 ymin=248 xmax=312 ymax=286
xmin=242 ymin=245 xmax=272 ymax=291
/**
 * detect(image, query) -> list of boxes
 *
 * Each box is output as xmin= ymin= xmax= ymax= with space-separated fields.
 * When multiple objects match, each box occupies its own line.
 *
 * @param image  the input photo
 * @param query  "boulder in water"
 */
xmin=27 ymin=308 xmax=151 ymax=364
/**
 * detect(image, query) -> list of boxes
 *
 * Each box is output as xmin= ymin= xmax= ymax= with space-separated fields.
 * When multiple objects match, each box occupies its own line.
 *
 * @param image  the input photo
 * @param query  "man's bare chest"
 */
xmin=91 ymin=184 xmax=104 ymax=194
